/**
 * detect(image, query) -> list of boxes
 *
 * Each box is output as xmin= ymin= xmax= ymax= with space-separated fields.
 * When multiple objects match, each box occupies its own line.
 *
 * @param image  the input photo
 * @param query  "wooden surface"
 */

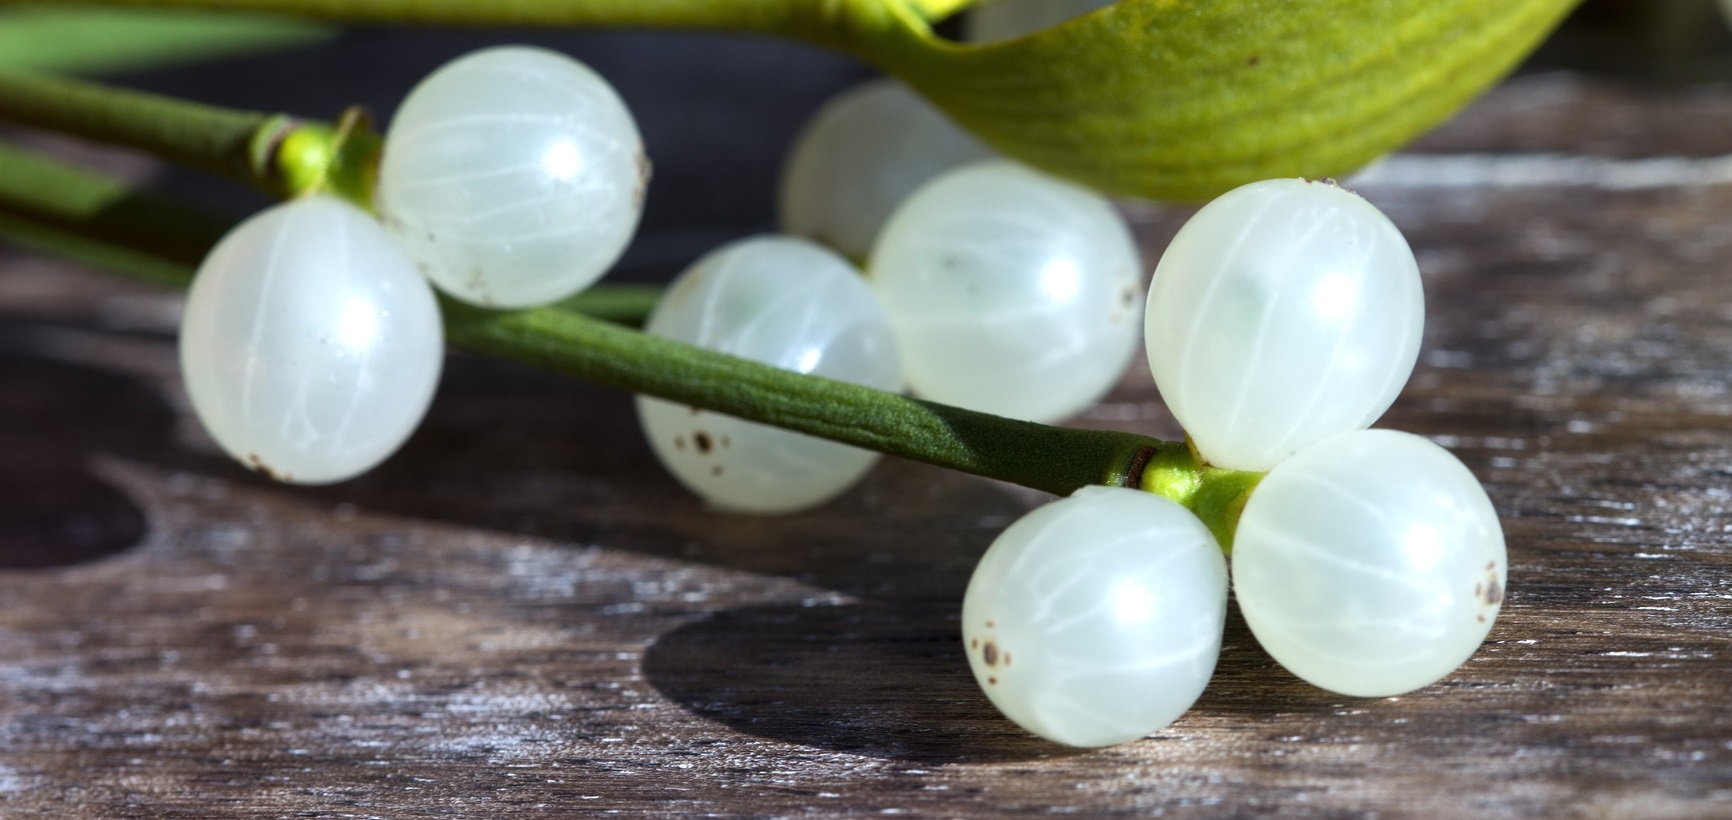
xmin=3 ymin=27 xmax=1732 ymax=820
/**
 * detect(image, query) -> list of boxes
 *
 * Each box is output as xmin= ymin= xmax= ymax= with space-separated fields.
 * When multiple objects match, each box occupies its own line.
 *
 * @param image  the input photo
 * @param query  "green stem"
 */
xmin=0 ymin=70 xmax=277 ymax=192
xmin=0 ymin=70 xmax=378 ymax=203
xmin=0 ymin=0 xmax=929 ymax=54
xmin=0 ymin=138 xmax=659 ymax=318
xmin=6 ymin=0 xmax=757 ymax=27
xmin=1140 ymin=441 xmax=1263 ymax=551
xmin=0 ymin=138 xmax=1262 ymax=539
xmin=443 ymin=299 xmax=1171 ymax=497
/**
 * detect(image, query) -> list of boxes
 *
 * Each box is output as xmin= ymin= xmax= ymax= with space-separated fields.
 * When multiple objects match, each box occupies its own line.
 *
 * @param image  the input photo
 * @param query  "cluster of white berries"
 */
xmin=965 ymin=178 xmax=1505 ymax=746
xmin=640 ymin=82 xmax=1147 ymax=513
xmin=180 ymin=46 xmax=645 ymax=483
xmin=179 ymin=35 xmax=1506 ymax=751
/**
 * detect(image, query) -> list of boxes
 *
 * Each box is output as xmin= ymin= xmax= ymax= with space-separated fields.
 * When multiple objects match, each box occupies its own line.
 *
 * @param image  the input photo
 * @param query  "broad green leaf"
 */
xmin=0 ymin=0 xmax=1579 ymax=200
xmin=0 ymin=8 xmax=329 ymax=75
xmin=863 ymin=0 xmax=1583 ymax=200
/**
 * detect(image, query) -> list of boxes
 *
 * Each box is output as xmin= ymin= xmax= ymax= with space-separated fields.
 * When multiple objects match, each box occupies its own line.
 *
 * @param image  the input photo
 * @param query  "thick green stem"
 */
xmin=0 ymin=9 xmax=333 ymax=75
xmin=0 ymin=0 xmax=928 ymax=55
xmin=443 ymin=299 xmax=1168 ymax=497
xmin=0 ymin=70 xmax=374 ymax=202
xmin=0 ymin=70 xmax=276 ymax=191
xmin=0 ymin=139 xmax=1262 ymax=538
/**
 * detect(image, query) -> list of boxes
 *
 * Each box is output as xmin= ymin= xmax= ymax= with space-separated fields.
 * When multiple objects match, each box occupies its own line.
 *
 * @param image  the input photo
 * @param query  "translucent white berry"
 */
xmin=179 ymin=196 xmax=444 ymax=484
xmin=963 ymin=486 xmax=1227 ymax=748
xmin=778 ymin=79 xmax=993 ymax=259
xmin=965 ymin=0 xmax=1118 ymax=42
xmin=1232 ymin=429 xmax=1506 ymax=697
xmin=637 ymin=236 xmax=901 ymax=513
xmin=1144 ymin=178 xmax=1423 ymax=472
xmin=377 ymin=45 xmax=646 ymax=308
xmin=869 ymin=160 xmax=1144 ymax=423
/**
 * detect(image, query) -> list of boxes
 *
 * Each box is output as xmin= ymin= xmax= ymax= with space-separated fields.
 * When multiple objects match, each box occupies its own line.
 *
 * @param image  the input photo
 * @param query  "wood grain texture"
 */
xmin=2 ymin=38 xmax=1731 ymax=820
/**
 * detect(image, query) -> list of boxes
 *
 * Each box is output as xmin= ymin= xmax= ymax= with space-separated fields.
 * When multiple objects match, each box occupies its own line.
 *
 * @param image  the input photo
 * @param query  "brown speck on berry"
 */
xmin=982 ymin=641 xmax=999 ymax=667
xmin=245 ymin=453 xmax=285 ymax=482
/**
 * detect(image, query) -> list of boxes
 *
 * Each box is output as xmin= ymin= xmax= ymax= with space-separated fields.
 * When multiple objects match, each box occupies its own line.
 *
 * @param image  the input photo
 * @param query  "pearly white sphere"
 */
xmin=965 ymin=0 xmax=1118 ymax=42
xmin=1232 ymin=429 xmax=1506 ymax=697
xmin=377 ymin=45 xmax=646 ymax=308
xmin=637 ymin=236 xmax=902 ymax=513
xmin=869 ymin=160 xmax=1144 ymax=423
xmin=778 ymin=79 xmax=993 ymax=259
xmin=1145 ymin=178 xmax=1423 ymax=472
xmin=179 ymin=196 xmax=444 ymax=484
xmin=963 ymin=486 xmax=1227 ymax=748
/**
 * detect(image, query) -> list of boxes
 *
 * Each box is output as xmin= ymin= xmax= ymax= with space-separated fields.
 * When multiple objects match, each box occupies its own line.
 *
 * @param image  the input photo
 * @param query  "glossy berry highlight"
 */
xmin=637 ymin=235 xmax=902 ymax=513
xmin=1145 ymin=178 xmax=1423 ymax=472
xmin=963 ymin=486 xmax=1227 ymax=747
xmin=377 ymin=45 xmax=647 ymax=308
xmin=870 ymin=160 xmax=1144 ymax=423
xmin=1232 ymin=429 xmax=1506 ymax=697
xmin=179 ymin=196 xmax=444 ymax=484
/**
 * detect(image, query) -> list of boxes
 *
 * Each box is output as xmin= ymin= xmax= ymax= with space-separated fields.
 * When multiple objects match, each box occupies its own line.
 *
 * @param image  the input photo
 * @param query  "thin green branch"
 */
xmin=0 ymin=9 xmax=333 ymax=75
xmin=0 ymin=69 xmax=384 ymax=207
xmin=0 ymin=133 xmax=1175 ymax=496
xmin=443 ymin=299 xmax=1177 ymax=498
xmin=0 ymin=0 xmax=919 ymax=54
xmin=0 ymin=138 xmax=1262 ymax=538
xmin=6 ymin=0 xmax=799 ymax=27
xmin=0 ymin=70 xmax=277 ymax=192
xmin=0 ymin=139 xmax=658 ymax=319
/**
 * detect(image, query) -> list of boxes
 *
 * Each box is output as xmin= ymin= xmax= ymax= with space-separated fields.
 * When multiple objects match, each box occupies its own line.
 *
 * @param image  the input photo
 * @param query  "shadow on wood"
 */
xmin=0 ymin=351 xmax=167 ymax=567
xmin=643 ymin=599 xmax=1088 ymax=763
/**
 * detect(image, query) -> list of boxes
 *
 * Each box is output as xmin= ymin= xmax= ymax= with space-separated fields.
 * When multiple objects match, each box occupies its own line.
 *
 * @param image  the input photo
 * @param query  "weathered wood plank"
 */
xmin=0 ymin=32 xmax=1729 ymax=819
